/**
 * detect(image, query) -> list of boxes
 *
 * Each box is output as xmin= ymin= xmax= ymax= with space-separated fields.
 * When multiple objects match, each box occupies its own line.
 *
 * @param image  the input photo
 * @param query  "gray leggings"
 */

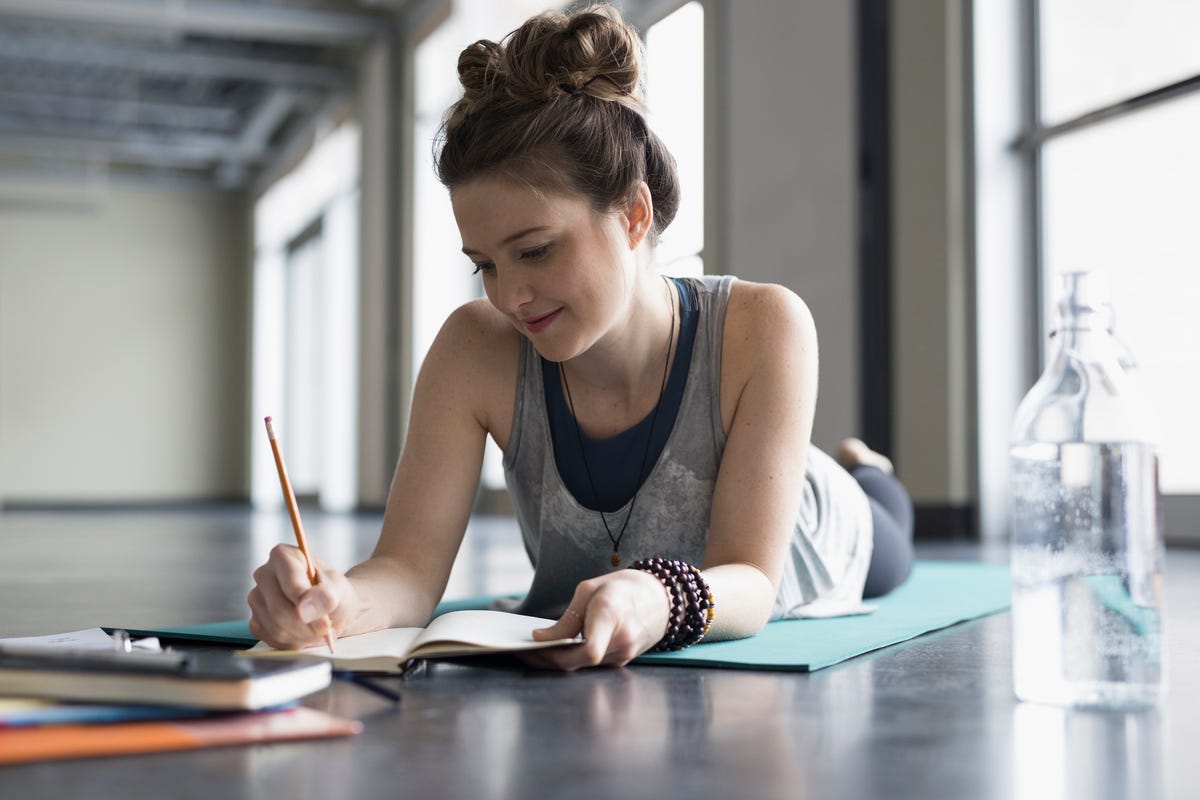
xmin=851 ymin=465 xmax=915 ymax=598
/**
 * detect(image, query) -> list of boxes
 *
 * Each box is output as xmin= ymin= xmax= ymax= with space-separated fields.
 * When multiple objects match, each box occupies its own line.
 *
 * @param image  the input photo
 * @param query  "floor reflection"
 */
xmin=3 ymin=508 xmax=1197 ymax=800
xmin=418 ymin=666 xmax=809 ymax=799
xmin=1012 ymin=703 xmax=1164 ymax=800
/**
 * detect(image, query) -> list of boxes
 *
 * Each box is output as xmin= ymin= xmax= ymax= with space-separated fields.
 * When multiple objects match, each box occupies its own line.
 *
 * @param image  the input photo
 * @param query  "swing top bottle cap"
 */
xmin=1058 ymin=270 xmax=1110 ymax=318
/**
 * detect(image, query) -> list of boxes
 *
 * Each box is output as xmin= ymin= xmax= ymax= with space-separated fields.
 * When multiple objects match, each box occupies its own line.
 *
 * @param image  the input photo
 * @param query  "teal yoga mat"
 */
xmin=635 ymin=560 xmax=1011 ymax=671
xmin=102 ymin=619 xmax=260 ymax=646
xmin=107 ymin=561 xmax=1011 ymax=671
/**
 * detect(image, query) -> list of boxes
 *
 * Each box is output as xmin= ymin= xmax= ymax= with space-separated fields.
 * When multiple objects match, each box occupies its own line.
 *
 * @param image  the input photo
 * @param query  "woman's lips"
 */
xmin=522 ymin=308 xmax=562 ymax=334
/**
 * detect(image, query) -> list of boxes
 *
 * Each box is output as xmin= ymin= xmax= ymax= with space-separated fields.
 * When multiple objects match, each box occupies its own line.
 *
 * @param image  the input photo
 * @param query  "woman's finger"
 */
xmin=532 ymin=605 xmax=586 ymax=641
xmin=250 ymin=554 xmax=331 ymax=648
xmin=267 ymin=544 xmax=318 ymax=604
xmin=541 ymin=601 xmax=623 ymax=671
xmin=248 ymin=583 xmax=306 ymax=648
xmin=532 ymin=579 xmax=599 ymax=640
xmin=312 ymin=562 xmax=357 ymax=631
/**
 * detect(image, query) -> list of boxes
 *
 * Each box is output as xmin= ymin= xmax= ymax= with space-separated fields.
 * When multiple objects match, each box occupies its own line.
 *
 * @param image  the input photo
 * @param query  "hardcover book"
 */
xmin=0 ymin=648 xmax=331 ymax=710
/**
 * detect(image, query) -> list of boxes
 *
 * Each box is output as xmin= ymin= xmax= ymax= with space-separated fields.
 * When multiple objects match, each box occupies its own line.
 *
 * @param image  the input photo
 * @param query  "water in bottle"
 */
xmin=1009 ymin=271 xmax=1164 ymax=709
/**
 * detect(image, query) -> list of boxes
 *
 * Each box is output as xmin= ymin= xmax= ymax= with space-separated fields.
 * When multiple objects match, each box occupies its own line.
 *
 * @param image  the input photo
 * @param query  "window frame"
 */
xmin=985 ymin=0 xmax=1200 ymax=543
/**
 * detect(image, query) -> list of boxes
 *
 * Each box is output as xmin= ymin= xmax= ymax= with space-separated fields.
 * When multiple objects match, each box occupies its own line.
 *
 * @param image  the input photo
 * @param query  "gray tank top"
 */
xmin=503 ymin=275 xmax=874 ymax=620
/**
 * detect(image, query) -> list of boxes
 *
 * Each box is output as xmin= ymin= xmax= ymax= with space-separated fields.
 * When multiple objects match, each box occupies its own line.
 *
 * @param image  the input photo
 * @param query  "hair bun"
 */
xmin=456 ymin=40 xmax=504 ymax=108
xmin=501 ymin=5 xmax=644 ymax=107
xmin=437 ymin=4 xmax=680 ymax=244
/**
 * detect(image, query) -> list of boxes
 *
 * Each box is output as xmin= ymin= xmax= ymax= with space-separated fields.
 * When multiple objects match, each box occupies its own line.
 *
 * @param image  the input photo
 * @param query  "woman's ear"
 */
xmin=623 ymin=181 xmax=654 ymax=250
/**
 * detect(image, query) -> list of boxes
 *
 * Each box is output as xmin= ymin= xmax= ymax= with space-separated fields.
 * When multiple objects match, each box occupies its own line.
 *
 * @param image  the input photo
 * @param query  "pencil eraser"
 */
xmin=264 ymin=415 xmax=273 ymax=423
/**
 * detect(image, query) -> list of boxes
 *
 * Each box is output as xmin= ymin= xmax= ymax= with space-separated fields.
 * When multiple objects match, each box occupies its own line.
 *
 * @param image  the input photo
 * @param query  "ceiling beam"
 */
xmin=0 ymin=127 xmax=256 ymax=169
xmin=615 ymin=0 xmax=693 ymax=30
xmin=0 ymin=70 xmax=213 ymax=108
xmin=0 ymin=0 xmax=397 ymax=46
xmin=252 ymin=90 xmax=351 ymax=196
xmin=0 ymin=33 xmax=350 ymax=88
xmin=234 ymin=87 xmax=298 ymax=156
xmin=0 ymin=88 xmax=240 ymax=131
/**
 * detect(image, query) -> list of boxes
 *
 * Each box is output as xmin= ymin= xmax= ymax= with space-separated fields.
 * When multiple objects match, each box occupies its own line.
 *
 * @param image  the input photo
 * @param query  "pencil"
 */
xmin=264 ymin=416 xmax=337 ymax=655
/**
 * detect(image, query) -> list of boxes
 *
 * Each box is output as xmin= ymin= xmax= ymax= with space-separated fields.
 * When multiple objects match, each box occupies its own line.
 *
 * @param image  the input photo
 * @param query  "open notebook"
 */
xmin=247 ymin=609 xmax=581 ymax=674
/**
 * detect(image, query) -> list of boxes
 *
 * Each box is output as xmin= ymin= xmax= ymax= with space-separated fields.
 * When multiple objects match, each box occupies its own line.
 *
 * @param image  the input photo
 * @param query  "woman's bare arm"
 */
xmin=701 ymin=281 xmax=819 ymax=641
xmin=248 ymin=300 xmax=518 ymax=647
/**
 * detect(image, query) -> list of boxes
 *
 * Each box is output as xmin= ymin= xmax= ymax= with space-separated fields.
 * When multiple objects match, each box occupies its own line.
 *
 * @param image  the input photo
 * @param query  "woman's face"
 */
xmin=452 ymin=173 xmax=642 ymax=363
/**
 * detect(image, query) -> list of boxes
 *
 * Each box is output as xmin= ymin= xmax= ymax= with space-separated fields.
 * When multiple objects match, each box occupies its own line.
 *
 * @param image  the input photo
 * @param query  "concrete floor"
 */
xmin=0 ymin=507 xmax=1196 ymax=799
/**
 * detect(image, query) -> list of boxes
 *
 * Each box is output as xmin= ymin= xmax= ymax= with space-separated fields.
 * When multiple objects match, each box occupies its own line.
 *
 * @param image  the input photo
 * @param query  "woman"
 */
xmin=248 ymin=4 xmax=913 ymax=670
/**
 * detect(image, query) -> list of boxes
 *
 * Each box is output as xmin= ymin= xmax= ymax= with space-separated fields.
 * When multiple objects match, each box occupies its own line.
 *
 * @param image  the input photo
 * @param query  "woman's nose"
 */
xmin=493 ymin=267 xmax=535 ymax=314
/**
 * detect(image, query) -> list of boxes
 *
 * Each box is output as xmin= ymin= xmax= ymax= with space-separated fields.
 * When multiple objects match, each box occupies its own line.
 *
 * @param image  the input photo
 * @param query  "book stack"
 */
xmin=0 ymin=628 xmax=359 ymax=764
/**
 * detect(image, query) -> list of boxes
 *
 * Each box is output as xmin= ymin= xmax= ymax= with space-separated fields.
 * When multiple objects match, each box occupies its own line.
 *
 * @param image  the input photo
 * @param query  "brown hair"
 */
xmin=434 ymin=4 xmax=680 ymax=241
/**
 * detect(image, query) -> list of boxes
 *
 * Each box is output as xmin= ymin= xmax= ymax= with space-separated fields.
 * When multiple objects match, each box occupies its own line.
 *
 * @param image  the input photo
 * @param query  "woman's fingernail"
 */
xmin=298 ymin=601 xmax=319 ymax=622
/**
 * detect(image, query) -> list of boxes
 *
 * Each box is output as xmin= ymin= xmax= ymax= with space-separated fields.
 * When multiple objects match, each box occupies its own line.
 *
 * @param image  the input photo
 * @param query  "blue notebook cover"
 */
xmin=0 ymin=700 xmax=212 ymax=728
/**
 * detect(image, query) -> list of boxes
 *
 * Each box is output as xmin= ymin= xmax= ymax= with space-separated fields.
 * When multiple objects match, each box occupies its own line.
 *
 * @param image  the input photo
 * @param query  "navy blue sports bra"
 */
xmin=541 ymin=277 xmax=700 ymax=512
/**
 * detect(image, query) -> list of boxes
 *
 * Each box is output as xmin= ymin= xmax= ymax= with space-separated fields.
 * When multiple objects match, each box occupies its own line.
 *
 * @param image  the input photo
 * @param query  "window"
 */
xmin=251 ymin=121 xmax=360 ymax=513
xmin=976 ymin=0 xmax=1200 ymax=541
xmin=645 ymin=1 xmax=705 ymax=278
xmin=1038 ymin=0 xmax=1200 ymax=125
xmin=1035 ymin=0 xmax=1200 ymax=498
xmin=974 ymin=1 xmax=1200 ymax=541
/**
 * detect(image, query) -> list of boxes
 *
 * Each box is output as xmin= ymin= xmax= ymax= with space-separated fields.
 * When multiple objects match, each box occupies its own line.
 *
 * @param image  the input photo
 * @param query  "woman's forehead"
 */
xmin=453 ymin=175 xmax=595 ymax=241
xmin=453 ymin=172 xmax=582 ymax=209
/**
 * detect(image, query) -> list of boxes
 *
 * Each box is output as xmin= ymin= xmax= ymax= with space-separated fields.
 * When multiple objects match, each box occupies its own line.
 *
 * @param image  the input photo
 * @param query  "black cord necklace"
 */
xmin=559 ymin=277 xmax=676 ymax=568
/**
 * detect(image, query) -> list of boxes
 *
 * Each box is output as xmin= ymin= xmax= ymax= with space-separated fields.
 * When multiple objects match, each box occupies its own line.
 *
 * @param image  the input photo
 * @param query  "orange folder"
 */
xmin=0 ymin=706 xmax=361 ymax=765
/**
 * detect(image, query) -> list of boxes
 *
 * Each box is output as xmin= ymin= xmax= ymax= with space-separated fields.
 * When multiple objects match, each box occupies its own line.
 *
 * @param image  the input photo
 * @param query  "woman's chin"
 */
xmin=524 ymin=333 xmax=582 ymax=365
xmin=527 ymin=340 xmax=568 ymax=363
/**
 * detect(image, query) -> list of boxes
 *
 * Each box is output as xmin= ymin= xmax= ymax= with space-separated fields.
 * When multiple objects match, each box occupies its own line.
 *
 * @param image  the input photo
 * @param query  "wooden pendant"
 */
xmin=610 ymin=552 xmax=621 ymax=567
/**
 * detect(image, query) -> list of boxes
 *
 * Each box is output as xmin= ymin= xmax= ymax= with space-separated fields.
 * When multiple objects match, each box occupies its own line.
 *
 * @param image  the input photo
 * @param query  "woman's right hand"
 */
xmin=247 ymin=544 xmax=360 ymax=649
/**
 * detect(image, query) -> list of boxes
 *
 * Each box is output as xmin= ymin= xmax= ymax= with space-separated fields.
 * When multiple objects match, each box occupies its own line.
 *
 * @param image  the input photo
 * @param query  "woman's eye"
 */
xmin=521 ymin=244 xmax=552 ymax=261
xmin=472 ymin=261 xmax=494 ymax=275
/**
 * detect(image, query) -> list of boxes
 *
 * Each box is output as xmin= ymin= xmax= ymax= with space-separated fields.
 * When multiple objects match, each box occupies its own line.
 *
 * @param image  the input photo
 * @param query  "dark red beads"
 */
xmin=629 ymin=557 xmax=715 ymax=651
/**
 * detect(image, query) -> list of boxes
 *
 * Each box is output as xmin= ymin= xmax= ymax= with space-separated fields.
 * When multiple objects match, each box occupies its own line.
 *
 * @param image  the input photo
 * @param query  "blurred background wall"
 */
xmin=0 ymin=0 xmax=973 ymax=531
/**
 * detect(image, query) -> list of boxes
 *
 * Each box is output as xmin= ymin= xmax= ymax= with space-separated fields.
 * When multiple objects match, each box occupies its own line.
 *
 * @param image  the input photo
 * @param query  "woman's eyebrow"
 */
xmin=462 ymin=225 xmax=552 ymax=255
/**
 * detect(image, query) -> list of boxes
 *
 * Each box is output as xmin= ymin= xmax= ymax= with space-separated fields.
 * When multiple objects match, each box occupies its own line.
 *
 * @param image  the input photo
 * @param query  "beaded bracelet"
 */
xmin=629 ymin=557 xmax=716 ymax=651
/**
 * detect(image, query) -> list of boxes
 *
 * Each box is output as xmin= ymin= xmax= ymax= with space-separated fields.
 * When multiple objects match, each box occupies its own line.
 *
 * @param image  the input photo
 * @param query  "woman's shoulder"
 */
xmin=722 ymin=279 xmax=818 ymax=359
xmin=712 ymin=279 xmax=817 ymax=432
xmin=424 ymin=299 xmax=522 ymax=435
xmin=435 ymin=298 xmax=523 ymax=373
xmin=440 ymin=297 xmax=521 ymax=344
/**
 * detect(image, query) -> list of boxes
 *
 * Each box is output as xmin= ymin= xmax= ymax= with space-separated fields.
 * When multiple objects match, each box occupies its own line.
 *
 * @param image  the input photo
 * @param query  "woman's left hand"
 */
xmin=523 ymin=569 xmax=672 ymax=670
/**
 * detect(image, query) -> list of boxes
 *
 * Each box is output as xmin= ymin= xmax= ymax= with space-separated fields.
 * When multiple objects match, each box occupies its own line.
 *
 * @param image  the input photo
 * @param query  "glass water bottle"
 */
xmin=1009 ymin=270 xmax=1164 ymax=709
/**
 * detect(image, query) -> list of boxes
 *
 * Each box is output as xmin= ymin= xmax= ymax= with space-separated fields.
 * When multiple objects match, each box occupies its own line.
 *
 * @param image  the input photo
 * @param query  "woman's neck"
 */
xmin=562 ymin=271 xmax=677 ymax=415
